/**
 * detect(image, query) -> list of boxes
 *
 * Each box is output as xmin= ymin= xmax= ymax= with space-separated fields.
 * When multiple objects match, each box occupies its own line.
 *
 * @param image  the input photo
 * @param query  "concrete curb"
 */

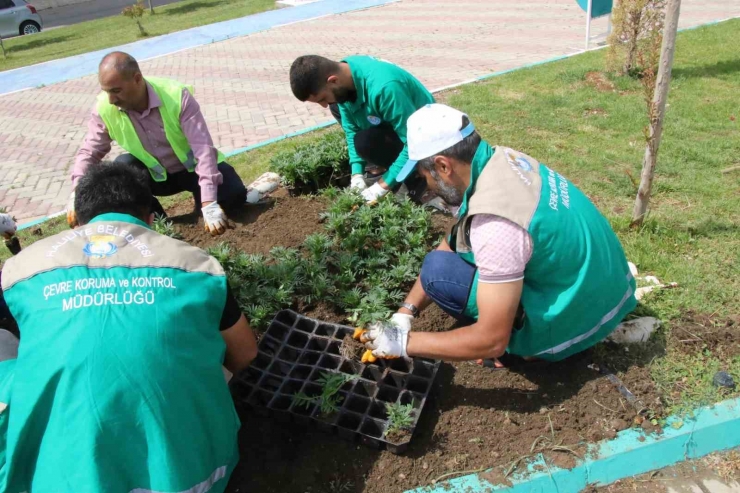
xmin=407 ymin=397 xmax=740 ymax=492
xmin=0 ymin=0 xmax=398 ymax=95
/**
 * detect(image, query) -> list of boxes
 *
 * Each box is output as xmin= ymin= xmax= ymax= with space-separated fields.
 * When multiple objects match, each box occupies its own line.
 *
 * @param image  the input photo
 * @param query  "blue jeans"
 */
xmin=420 ymin=251 xmax=477 ymax=323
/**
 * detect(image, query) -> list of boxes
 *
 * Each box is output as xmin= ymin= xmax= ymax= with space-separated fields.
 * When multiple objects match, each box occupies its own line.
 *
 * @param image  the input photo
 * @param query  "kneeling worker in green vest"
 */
xmin=68 ymin=51 xmax=248 ymax=236
xmin=355 ymin=104 xmax=637 ymax=366
xmin=290 ymin=55 xmax=434 ymax=204
xmin=0 ymin=162 xmax=258 ymax=491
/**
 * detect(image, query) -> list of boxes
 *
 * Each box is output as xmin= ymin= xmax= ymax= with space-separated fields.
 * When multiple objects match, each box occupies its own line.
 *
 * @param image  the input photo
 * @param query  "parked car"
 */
xmin=0 ymin=0 xmax=43 ymax=38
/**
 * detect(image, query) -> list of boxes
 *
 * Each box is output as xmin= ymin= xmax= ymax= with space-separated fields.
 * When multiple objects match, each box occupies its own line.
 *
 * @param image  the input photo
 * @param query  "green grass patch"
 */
xmin=652 ymin=349 xmax=740 ymax=417
xmin=1 ymin=215 xmax=67 ymax=263
xmin=0 ymin=0 xmax=275 ymax=72
xmin=440 ymin=19 xmax=740 ymax=414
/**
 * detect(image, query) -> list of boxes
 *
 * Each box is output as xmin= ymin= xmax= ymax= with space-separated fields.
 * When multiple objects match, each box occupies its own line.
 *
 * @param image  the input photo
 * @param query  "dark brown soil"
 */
xmin=384 ymin=428 xmax=411 ymax=444
xmin=667 ymin=311 xmax=740 ymax=360
xmin=167 ymin=188 xmax=326 ymax=254
xmin=340 ymin=334 xmax=364 ymax=361
xmin=163 ymin=193 xmax=727 ymax=493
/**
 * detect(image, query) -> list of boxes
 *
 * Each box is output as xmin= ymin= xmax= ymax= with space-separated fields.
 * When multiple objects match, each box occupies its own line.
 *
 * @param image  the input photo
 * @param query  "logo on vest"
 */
xmin=367 ymin=115 xmax=381 ymax=126
xmin=503 ymin=148 xmax=533 ymax=186
xmin=83 ymin=235 xmax=118 ymax=259
xmin=515 ymin=156 xmax=532 ymax=171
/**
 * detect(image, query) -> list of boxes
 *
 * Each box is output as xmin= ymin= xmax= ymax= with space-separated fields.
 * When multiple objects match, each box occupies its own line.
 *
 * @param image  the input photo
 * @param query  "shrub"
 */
xmin=208 ymin=190 xmax=435 ymax=329
xmin=606 ymin=0 xmax=665 ymax=75
xmin=269 ymin=131 xmax=349 ymax=194
xmin=122 ymin=0 xmax=148 ymax=37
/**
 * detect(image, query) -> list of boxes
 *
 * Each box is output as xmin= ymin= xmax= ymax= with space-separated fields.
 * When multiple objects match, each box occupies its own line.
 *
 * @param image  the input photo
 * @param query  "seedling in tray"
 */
xmin=384 ymin=402 xmax=414 ymax=443
xmin=233 ymin=310 xmax=441 ymax=454
xmin=292 ymin=371 xmax=359 ymax=416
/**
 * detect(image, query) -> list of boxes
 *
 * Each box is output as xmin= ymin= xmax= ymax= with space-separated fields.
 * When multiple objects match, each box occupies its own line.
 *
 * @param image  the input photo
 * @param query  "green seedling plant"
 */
xmin=152 ymin=215 xmax=183 ymax=240
xmin=385 ymin=402 xmax=414 ymax=440
xmin=269 ymin=131 xmax=348 ymax=192
xmin=210 ymin=188 xmax=435 ymax=331
xmin=121 ymin=0 xmax=148 ymax=37
xmin=292 ymin=371 xmax=359 ymax=415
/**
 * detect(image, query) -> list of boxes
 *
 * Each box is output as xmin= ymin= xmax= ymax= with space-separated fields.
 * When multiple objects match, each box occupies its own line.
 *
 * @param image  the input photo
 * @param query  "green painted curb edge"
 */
xmin=407 ymin=397 xmax=740 ymax=493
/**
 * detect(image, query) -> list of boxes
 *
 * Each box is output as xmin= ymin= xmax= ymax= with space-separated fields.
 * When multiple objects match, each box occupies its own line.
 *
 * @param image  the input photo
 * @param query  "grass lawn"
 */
xmin=0 ymin=0 xmax=275 ymax=72
xmin=5 ymin=19 xmax=739 ymax=416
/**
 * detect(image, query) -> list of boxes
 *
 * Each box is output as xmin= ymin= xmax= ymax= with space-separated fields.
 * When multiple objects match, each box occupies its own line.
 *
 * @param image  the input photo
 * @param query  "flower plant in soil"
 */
xmin=268 ymin=131 xmax=350 ymax=194
xmin=151 ymin=215 xmax=183 ymax=240
xmin=207 ymin=188 xmax=434 ymax=330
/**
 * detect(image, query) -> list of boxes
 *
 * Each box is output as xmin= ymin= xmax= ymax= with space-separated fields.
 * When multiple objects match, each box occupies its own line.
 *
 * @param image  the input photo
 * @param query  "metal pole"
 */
xmin=585 ymin=0 xmax=593 ymax=50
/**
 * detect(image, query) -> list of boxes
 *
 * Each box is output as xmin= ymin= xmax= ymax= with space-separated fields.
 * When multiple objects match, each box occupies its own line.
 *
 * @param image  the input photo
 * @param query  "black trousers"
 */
xmin=114 ymin=154 xmax=247 ymax=217
xmin=329 ymin=104 xmax=426 ymax=203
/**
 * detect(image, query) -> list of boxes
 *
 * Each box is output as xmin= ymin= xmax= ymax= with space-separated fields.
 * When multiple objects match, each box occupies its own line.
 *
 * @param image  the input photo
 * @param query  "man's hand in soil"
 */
xmin=354 ymin=313 xmax=412 ymax=360
xmin=66 ymin=191 xmax=78 ymax=229
xmin=361 ymin=180 xmax=389 ymax=204
xmin=202 ymin=201 xmax=231 ymax=236
xmin=350 ymin=174 xmax=367 ymax=191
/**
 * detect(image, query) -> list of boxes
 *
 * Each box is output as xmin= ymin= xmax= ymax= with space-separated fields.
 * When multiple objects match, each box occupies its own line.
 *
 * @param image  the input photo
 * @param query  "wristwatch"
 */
xmin=400 ymin=302 xmax=419 ymax=317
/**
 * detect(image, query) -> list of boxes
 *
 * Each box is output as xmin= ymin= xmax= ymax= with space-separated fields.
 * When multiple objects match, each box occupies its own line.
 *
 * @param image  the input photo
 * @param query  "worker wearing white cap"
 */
xmin=355 ymin=104 xmax=636 ymax=366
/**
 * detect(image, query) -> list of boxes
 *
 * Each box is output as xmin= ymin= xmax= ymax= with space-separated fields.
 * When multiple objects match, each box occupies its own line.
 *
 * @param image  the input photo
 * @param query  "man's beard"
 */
xmin=332 ymin=86 xmax=357 ymax=104
xmin=431 ymin=172 xmax=463 ymax=206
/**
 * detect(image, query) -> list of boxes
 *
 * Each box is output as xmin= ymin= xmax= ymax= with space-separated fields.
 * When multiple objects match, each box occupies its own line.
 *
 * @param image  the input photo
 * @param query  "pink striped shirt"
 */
xmin=469 ymin=214 xmax=533 ymax=283
xmin=72 ymin=82 xmax=222 ymax=202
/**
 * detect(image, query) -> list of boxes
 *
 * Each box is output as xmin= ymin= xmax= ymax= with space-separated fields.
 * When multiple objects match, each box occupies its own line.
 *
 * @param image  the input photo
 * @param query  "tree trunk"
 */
xmin=0 ymin=34 xmax=6 ymax=59
xmin=624 ymin=11 xmax=642 ymax=74
xmin=631 ymin=0 xmax=681 ymax=227
xmin=147 ymin=0 xmax=154 ymax=14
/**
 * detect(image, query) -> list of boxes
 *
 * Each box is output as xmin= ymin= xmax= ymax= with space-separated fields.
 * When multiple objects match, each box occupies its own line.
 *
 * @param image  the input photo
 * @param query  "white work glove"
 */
xmin=202 ymin=202 xmax=230 ymax=236
xmin=66 ymin=191 xmax=78 ymax=228
xmin=0 ymin=213 xmax=17 ymax=240
xmin=353 ymin=313 xmax=413 ymax=362
xmin=361 ymin=182 xmax=389 ymax=204
xmin=350 ymin=174 xmax=367 ymax=191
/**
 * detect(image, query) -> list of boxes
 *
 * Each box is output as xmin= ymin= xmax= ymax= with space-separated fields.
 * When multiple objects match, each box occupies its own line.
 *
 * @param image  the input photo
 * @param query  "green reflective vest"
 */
xmin=97 ymin=77 xmax=226 ymax=182
xmin=451 ymin=142 xmax=636 ymax=361
xmin=0 ymin=213 xmax=239 ymax=492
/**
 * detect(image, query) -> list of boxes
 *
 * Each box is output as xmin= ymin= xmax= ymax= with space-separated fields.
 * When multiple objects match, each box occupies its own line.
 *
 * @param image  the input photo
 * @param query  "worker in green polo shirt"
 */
xmin=0 ymin=162 xmax=258 ymax=492
xmin=289 ymin=55 xmax=434 ymax=204
xmin=356 ymin=104 xmax=637 ymax=366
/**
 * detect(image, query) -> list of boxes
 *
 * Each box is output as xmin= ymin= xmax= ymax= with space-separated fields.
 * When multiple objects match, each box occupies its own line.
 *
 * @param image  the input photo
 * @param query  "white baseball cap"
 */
xmin=397 ymin=104 xmax=476 ymax=182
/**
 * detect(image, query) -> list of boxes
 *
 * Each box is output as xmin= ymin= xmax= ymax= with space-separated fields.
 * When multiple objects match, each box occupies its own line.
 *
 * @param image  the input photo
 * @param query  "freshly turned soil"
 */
xmin=163 ymin=192 xmax=737 ymax=493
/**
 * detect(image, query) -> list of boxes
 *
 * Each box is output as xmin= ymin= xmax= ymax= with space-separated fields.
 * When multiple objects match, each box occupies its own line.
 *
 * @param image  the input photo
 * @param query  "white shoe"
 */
xmin=608 ymin=317 xmax=661 ymax=344
xmin=246 ymin=172 xmax=280 ymax=203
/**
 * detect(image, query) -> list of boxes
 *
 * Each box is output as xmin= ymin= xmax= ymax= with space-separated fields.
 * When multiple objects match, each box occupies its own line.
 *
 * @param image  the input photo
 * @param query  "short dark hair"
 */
xmin=99 ymin=51 xmax=140 ymax=80
xmin=417 ymin=116 xmax=481 ymax=172
xmin=289 ymin=55 xmax=341 ymax=101
xmin=75 ymin=162 xmax=152 ymax=225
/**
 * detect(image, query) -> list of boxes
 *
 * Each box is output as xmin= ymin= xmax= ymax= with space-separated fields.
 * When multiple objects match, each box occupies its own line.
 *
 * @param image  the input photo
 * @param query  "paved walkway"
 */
xmin=1 ymin=0 xmax=738 ymax=223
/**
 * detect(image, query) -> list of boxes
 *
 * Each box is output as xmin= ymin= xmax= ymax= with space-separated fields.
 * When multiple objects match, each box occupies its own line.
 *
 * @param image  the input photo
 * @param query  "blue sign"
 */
xmin=577 ymin=0 xmax=613 ymax=18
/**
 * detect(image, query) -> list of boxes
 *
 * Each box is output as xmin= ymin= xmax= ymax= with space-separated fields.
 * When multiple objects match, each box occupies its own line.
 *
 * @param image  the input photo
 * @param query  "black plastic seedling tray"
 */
xmin=230 ymin=309 xmax=441 ymax=454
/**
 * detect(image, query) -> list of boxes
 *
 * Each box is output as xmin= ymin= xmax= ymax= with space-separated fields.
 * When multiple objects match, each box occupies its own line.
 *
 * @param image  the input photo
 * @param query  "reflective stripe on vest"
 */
xmin=96 ymin=77 xmax=224 ymax=182
xmin=129 ymin=465 xmax=227 ymax=493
